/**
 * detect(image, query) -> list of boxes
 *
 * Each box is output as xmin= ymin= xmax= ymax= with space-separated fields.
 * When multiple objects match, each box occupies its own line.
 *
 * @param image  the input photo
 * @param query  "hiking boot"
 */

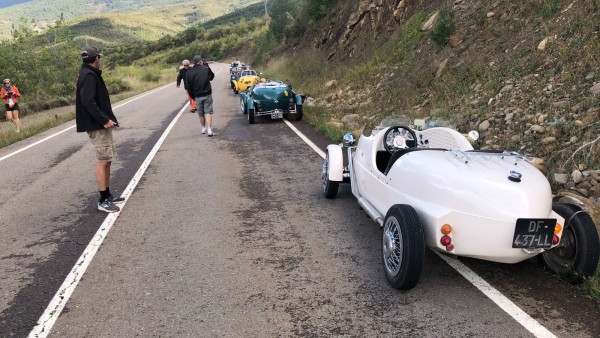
xmin=98 ymin=200 xmax=120 ymax=213
xmin=108 ymin=195 xmax=125 ymax=204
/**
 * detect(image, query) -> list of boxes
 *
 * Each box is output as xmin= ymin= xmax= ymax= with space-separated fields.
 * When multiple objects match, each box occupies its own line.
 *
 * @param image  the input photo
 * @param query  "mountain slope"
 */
xmin=0 ymin=0 xmax=261 ymax=40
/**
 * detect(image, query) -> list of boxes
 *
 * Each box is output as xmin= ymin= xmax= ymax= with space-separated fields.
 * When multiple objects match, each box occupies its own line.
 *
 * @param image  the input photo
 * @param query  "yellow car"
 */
xmin=233 ymin=70 xmax=261 ymax=94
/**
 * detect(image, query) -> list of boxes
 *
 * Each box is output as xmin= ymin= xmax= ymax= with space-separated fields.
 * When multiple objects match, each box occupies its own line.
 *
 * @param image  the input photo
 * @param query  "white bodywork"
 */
xmin=347 ymin=126 xmax=564 ymax=264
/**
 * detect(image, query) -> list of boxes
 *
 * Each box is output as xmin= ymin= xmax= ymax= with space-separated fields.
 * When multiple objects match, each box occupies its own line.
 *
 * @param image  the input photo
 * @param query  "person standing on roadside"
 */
xmin=176 ymin=59 xmax=196 ymax=113
xmin=186 ymin=55 xmax=215 ymax=136
xmin=75 ymin=46 xmax=124 ymax=213
xmin=0 ymin=79 xmax=22 ymax=132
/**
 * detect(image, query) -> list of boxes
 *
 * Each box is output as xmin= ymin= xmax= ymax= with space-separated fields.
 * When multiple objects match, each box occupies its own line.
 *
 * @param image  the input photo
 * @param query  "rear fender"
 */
xmin=246 ymin=98 xmax=255 ymax=110
xmin=295 ymin=94 xmax=304 ymax=105
xmin=326 ymin=145 xmax=344 ymax=182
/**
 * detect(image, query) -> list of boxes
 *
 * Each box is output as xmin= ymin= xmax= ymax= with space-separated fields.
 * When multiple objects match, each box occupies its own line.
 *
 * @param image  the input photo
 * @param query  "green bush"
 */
xmin=430 ymin=6 xmax=455 ymax=46
xmin=141 ymin=71 xmax=161 ymax=82
xmin=105 ymin=78 xmax=132 ymax=94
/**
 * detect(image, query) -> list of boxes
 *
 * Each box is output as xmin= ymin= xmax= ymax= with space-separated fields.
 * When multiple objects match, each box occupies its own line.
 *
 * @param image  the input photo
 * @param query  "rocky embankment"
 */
xmin=302 ymin=1 xmax=599 ymax=221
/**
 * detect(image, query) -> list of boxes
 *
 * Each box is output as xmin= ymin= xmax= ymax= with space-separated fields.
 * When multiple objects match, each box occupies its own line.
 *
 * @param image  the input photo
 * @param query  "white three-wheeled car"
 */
xmin=322 ymin=116 xmax=600 ymax=290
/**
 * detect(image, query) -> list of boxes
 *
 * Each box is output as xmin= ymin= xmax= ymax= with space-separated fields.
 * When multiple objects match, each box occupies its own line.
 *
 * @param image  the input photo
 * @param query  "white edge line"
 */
xmin=28 ymin=66 xmax=226 ymax=337
xmin=0 ymin=82 xmax=173 ymax=163
xmin=282 ymin=119 xmax=326 ymax=159
xmin=27 ymin=103 xmax=188 ymax=338
xmin=284 ymin=121 xmax=557 ymax=338
xmin=434 ymin=252 xmax=557 ymax=338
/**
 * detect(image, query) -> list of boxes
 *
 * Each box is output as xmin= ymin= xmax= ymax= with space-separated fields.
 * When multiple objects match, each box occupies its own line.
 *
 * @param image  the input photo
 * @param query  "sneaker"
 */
xmin=107 ymin=195 xmax=125 ymax=204
xmin=201 ymin=127 xmax=207 ymax=134
xmin=98 ymin=200 xmax=120 ymax=213
xmin=190 ymin=109 xmax=196 ymax=113
xmin=208 ymin=130 xmax=214 ymax=137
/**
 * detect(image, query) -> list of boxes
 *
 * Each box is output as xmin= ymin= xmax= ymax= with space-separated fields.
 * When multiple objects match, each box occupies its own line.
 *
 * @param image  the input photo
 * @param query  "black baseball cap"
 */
xmin=81 ymin=46 xmax=103 ymax=59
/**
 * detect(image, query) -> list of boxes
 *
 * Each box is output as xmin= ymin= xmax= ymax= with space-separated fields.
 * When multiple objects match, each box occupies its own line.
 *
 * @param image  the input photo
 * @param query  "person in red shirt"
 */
xmin=0 ymin=79 xmax=22 ymax=132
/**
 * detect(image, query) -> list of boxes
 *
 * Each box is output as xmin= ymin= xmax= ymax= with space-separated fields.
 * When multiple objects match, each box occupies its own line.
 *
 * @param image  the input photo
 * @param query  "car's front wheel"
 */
xmin=541 ymin=203 xmax=600 ymax=284
xmin=382 ymin=204 xmax=425 ymax=290
xmin=240 ymin=97 xmax=247 ymax=114
xmin=322 ymin=152 xmax=339 ymax=198
xmin=248 ymin=108 xmax=255 ymax=124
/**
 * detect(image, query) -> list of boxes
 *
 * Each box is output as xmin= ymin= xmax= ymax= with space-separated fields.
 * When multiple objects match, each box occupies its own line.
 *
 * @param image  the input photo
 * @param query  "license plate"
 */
xmin=271 ymin=111 xmax=283 ymax=119
xmin=512 ymin=218 xmax=556 ymax=248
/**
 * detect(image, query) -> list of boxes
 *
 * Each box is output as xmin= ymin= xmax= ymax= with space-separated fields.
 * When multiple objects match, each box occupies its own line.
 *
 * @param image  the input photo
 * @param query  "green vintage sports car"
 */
xmin=240 ymin=80 xmax=304 ymax=124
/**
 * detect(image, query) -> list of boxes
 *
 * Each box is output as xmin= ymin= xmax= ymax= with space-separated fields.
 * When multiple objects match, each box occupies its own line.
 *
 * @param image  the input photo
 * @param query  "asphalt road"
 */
xmin=0 ymin=63 xmax=598 ymax=337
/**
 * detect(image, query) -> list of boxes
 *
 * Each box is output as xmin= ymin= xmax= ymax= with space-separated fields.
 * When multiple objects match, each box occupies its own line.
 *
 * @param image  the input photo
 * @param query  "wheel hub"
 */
xmin=383 ymin=230 xmax=396 ymax=262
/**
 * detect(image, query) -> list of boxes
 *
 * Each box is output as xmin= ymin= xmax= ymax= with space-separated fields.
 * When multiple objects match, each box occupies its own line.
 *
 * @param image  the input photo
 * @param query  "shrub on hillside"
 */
xmin=105 ymin=78 xmax=132 ymax=94
xmin=430 ymin=6 xmax=455 ymax=46
xmin=141 ymin=71 xmax=161 ymax=82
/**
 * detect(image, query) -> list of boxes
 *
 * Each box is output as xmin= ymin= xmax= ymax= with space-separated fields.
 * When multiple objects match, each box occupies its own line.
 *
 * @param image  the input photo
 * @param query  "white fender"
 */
xmin=326 ymin=145 xmax=344 ymax=182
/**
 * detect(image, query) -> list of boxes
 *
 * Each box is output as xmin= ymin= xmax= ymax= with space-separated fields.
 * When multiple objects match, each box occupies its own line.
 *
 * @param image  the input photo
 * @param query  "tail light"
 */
xmin=552 ymin=235 xmax=560 ymax=245
xmin=554 ymin=223 xmax=562 ymax=234
xmin=440 ymin=235 xmax=452 ymax=247
xmin=441 ymin=224 xmax=452 ymax=235
xmin=440 ymin=224 xmax=453 ymax=251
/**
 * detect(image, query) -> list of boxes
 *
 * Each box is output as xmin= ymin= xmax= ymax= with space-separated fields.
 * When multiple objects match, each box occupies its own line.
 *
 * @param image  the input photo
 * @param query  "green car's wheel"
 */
xmin=295 ymin=104 xmax=303 ymax=121
xmin=541 ymin=203 xmax=600 ymax=284
xmin=248 ymin=108 xmax=255 ymax=124
xmin=382 ymin=204 xmax=425 ymax=290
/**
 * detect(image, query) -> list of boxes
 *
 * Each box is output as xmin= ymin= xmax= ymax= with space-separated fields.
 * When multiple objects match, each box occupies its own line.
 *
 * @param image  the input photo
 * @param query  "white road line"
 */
xmin=28 ymin=103 xmax=189 ymax=338
xmin=284 ymin=122 xmax=557 ymax=338
xmin=0 ymin=83 xmax=173 ymax=163
xmin=283 ymin=119 xmax=326 ymax=158
xmin=435 ymin=253 xmax=557 ymax=338
xmin=28 ymin=66 xmax=225 ymax=338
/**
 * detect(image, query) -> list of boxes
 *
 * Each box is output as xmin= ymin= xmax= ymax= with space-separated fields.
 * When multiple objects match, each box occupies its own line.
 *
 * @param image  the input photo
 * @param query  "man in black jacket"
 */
xmin=76 ymin=46 xmax=123 ymax=213
xmin=185 ymin=55 xmax=215 ymax=136
xmin=176 ymin=59 xmax=196 ymax=112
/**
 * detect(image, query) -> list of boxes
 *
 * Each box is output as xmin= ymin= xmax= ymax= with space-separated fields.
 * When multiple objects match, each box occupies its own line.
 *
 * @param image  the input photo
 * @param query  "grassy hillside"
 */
xmin=0 ymin=0 xmax=261 ymax=41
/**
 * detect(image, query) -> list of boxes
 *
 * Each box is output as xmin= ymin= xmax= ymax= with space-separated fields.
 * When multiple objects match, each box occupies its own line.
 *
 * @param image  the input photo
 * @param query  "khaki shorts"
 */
xmin=87 ymin=128 xmax=115 ymax=162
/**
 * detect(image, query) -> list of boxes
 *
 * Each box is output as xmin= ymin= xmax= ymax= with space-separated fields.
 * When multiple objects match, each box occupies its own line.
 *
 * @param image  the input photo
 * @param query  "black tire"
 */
xmin=248 ymin=108 xmax=255 ymax=124
xmin=382 ymin=204 xmax=425 ymax=290
xmin=240 ymin=97 xmax=247 ymax=114
xmin=295 ymin=104 xmax=303 ymax=121
xmin=230 ymin=81 xmax=235 ymax=89
xmin=322 ymin=152 xmax=339 ymax=198
xmin=541 ymin=203 xmax=600 ymax=284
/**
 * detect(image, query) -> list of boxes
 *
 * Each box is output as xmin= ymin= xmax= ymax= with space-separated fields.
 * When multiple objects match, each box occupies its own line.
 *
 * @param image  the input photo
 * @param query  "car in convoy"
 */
xmin=240 ymin=80 xmax=304 ymax=124
xmin=233 ymin=70 xmax=261 ymax=94
xmin=322 ymin=115 xmax=600 ymax=290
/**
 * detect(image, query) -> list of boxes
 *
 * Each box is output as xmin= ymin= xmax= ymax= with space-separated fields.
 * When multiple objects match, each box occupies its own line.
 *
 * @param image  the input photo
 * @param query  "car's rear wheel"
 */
xmin=295 ymin=103 xmax=303 ymax=121
xmin=248 ymin=108 xmax=255 ymax=124
xmin=322 ymin=152 xmax=339 ymax=198
xmin=541 ymin=203 xmax=600 ymax=284
xmin=382 ymin=204 xmax=425 ymax=290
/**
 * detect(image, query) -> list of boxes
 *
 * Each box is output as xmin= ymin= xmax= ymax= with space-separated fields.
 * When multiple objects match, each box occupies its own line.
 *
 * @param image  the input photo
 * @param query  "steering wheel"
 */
xmin=383 ymin=125 xmax=417 ymax=153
